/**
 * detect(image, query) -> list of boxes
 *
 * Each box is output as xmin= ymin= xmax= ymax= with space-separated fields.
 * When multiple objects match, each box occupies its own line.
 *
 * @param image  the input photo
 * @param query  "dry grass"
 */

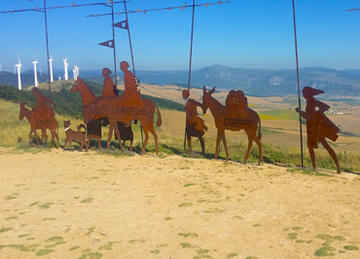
xmin=1 ymin=99 xmax=360 ymax=172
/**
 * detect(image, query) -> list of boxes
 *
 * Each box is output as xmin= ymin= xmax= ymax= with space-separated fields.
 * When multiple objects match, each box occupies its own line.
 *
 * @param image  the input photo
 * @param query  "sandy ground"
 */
xmin=1 ymin=147 xmax=360 ymax=259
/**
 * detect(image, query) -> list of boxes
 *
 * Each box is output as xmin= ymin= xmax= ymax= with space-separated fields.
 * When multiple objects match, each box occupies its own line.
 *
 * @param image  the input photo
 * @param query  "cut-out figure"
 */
xmin=120 ymin=61 xmax=142 ymax=107
xmin=295 ymin=86 xmax=341 ymax=173
xmin=31 ymin=87 xmax=55 ymax=122
xmin=183 ymin=89 xmax=207 ymax=154
xmin=202 ymin=86 xmax=262 ymax=164
xmin=100 ymin=68 xmax=117 ymax=98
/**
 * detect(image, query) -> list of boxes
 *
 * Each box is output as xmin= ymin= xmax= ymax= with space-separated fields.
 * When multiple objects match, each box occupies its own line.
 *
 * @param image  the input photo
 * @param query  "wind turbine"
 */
xmin=73 ymin=65 xmax=79 ymax=80
xmin=63 ymin=58 xmax=69 ymax=80
xmin=32 ymin=59 xmax=39 ymax=87
xmin=14 ymin=59 xmax=22 ymax=90
xmin=48 ymin=57 xmax=54 ymax=82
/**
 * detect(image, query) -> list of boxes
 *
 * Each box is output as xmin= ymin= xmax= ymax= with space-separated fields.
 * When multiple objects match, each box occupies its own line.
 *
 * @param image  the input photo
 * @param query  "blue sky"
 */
xmin=0 ymin=0 xmax=359 ymax=72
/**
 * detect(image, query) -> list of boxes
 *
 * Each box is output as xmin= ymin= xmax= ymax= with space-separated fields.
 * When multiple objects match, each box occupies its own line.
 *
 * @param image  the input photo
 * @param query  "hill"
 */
xmin=0 ymin=81 xmax=184 ymax=119
xmin=137 ymin=65 xmax=360 ymax=98
xmin=2 ymin=65 xmax=360 ymax=99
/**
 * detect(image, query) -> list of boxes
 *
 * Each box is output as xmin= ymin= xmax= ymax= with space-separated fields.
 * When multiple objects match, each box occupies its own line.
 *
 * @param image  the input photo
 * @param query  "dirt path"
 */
xmin=0 ymin=147 xmax=359 ymax=258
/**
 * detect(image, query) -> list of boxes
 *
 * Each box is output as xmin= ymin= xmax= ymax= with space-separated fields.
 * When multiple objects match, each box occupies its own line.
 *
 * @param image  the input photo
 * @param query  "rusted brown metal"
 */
xmin=295 ymin=86 xmax=341 ymax=174
xmin=63 ymin=120 xmax=88 ymax=152
xmin=183 ymin=90 xmax=207 ymax=154
xmin=19 ymin=101 xmax=59 ymax=148
xmin=202 ymin=86 xmax=263 ymax=164
xmin=71 ymin=63 xmax=161 ymax=154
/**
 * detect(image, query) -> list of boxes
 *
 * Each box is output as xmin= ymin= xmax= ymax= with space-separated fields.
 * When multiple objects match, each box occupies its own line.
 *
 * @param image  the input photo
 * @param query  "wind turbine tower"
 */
xmin=48 ymin=57 xmax=54 ymax=82
xmin=15 ymin=60 xmax=22 ymax=90
xmin=32 ymin=59 xmax=39 ymax=87
xmin=63 ymin=58 xmax=69 ymax=80
xmin=73 ymin=65 xmax=79 ymax=80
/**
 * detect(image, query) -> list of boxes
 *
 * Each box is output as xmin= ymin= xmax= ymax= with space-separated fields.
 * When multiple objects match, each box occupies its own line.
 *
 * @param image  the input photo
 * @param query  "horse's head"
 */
xmin=19 ymin=102 xmax=26 ymax=120
xmin=71 ymin=78 xmax=82 ymax=93
xmin=71 ymin=77 xmax=97 ymax=106
xmin=202 ymin=86 xmax=216 ymax=114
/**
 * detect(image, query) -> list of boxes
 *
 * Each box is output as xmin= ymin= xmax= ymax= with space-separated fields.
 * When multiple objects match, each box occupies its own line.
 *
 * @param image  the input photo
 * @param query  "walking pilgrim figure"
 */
xmin=19 ymin=89 xmax=60 ymax=147
xmin=182 ymin=89 xmax=207 ymax=154
xmin=31 ymin=88 xmax=56 ymax=123
xmin=295 ymin=86 xmax=341 ymax=174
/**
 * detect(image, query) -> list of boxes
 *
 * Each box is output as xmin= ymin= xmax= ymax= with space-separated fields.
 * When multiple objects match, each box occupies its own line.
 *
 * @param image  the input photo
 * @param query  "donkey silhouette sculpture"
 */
xmin=19 ymin=102 xmax=60 ymax=147
xmin=202 ymin=86 xmax=263 ymax=164
xmin=71 ymin=78 xmax=161 ymax=154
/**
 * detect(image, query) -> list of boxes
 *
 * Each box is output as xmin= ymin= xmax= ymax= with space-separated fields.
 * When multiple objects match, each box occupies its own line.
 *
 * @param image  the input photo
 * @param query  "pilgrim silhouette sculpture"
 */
xmin=120 ymin=61 xmax=142 ymax=107
xmin=32 ymin=87 xmax=56 ymax=122
xmin=296 ymin=86 xmax=341 ymax=173
xmin=100 ymin=68 xmax=117 ymax=98
xmin=182 ymin=89 xmax=207 ymax=154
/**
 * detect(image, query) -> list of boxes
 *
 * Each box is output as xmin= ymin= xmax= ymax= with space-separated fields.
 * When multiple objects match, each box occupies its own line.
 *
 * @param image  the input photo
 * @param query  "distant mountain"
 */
xmin=2 ymin=65 xmax=360 ymax=98
xmin=137 ymin=65 xmax=360 ymax=98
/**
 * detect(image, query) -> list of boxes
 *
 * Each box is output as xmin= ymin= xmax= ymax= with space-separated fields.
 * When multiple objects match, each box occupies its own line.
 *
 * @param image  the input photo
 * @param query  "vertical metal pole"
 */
xmin=187 ymin=0 xmax=196 ymax=91
xmin=122 ymin=0 xmax=142 ymax=145
xmin=184 ymin=0 xmax=196 ymax=152
xmin=291 ymin=0 xmax=304 ymax=167
xmin=123 ymin=0 xmax=136 ymax=75
xmin=111 ymin=0 xmax=118 ymax=86
xmin=43 ymin=0 xmax=51 ymax=91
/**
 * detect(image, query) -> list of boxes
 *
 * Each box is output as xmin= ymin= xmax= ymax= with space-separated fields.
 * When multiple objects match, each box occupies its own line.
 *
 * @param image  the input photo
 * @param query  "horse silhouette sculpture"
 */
xmin=202 ymin=86 xmax=263 ymax=164
xmin=19 ymin=102 xmax=60 ymax=147
xmin=71 ymin=78 xmax=162 ymax=154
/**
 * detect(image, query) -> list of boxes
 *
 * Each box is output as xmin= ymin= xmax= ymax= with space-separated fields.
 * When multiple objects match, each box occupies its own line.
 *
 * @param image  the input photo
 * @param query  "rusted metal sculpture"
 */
xmin=71 ymin=76 xmax=161 ymax=154
xmin=202 ymin=86 xmax=263 ymax=164
xmin=295 ymin=86 xmax=341 ymax=173
xmin=85 ymin=68 xmax=132 ymax=150
xmin=183 ymin=89 xmax=207 ymax=154
xmin=63 ymin=120 xmax=88 ymax=152
xmin=19 ymin=102 xmax=59 ymax=147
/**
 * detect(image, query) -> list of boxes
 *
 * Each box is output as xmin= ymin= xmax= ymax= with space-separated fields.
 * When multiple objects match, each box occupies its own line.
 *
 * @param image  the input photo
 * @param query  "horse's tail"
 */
xmin=77 ymin=124 xmax=87 ymax=133
xmin=155 ymin=105 xmax=162 ymax=127
xmin=257 ymin=117 xmax=262 ymax=140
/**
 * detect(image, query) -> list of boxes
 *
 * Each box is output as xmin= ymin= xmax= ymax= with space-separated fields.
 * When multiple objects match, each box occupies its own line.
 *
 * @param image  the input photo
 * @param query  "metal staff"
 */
xmin=291 ymin=0 xmax=304 ymax=167
xmin=184 ymin=0 xmax=196 ymax=152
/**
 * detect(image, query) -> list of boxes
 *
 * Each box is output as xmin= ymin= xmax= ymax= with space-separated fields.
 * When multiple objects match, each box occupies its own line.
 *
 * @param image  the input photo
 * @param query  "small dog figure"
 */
xmin=63 ymin=120 xmax=88 ymax=152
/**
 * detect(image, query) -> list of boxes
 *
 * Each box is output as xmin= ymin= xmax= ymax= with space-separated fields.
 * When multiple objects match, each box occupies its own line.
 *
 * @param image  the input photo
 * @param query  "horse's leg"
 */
xmin=253 ymin=135 xmax=263 ymax=165
xmin=244 ymin=132 xmax=254 ymax=164
xmin=97 ymin=137 xmax=102 ymax=149
xmin=221 ymin=134 xmax=229 ymax=161
xmin=199 ymin=135 xmax=205 ymax=155
xmin=141 ymin=128 xmax=150 ymax=155
xmin=149 ymin=125 xmax=159 ymax=155
xmin=215 ymin=131 xmax=221 ymax=159
xmin=320 ymin=138 xmax=341 ymax=174
xmin=48 ymin=129 xmax=54 ymax=147
xmin=29 ymin=129 xmax=34 ymax=147
xmin=34 ymin=130 xmax=40 ymax=146
xmin=187 ymin=136 xmax=192 ymax=155
xmin=106 ymin=123 xmax=113 ymax=149
xmin=40 ymin=129 xmax=47 ymax=145
xmin=112 ymin=121 xmax=124 ymax=151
